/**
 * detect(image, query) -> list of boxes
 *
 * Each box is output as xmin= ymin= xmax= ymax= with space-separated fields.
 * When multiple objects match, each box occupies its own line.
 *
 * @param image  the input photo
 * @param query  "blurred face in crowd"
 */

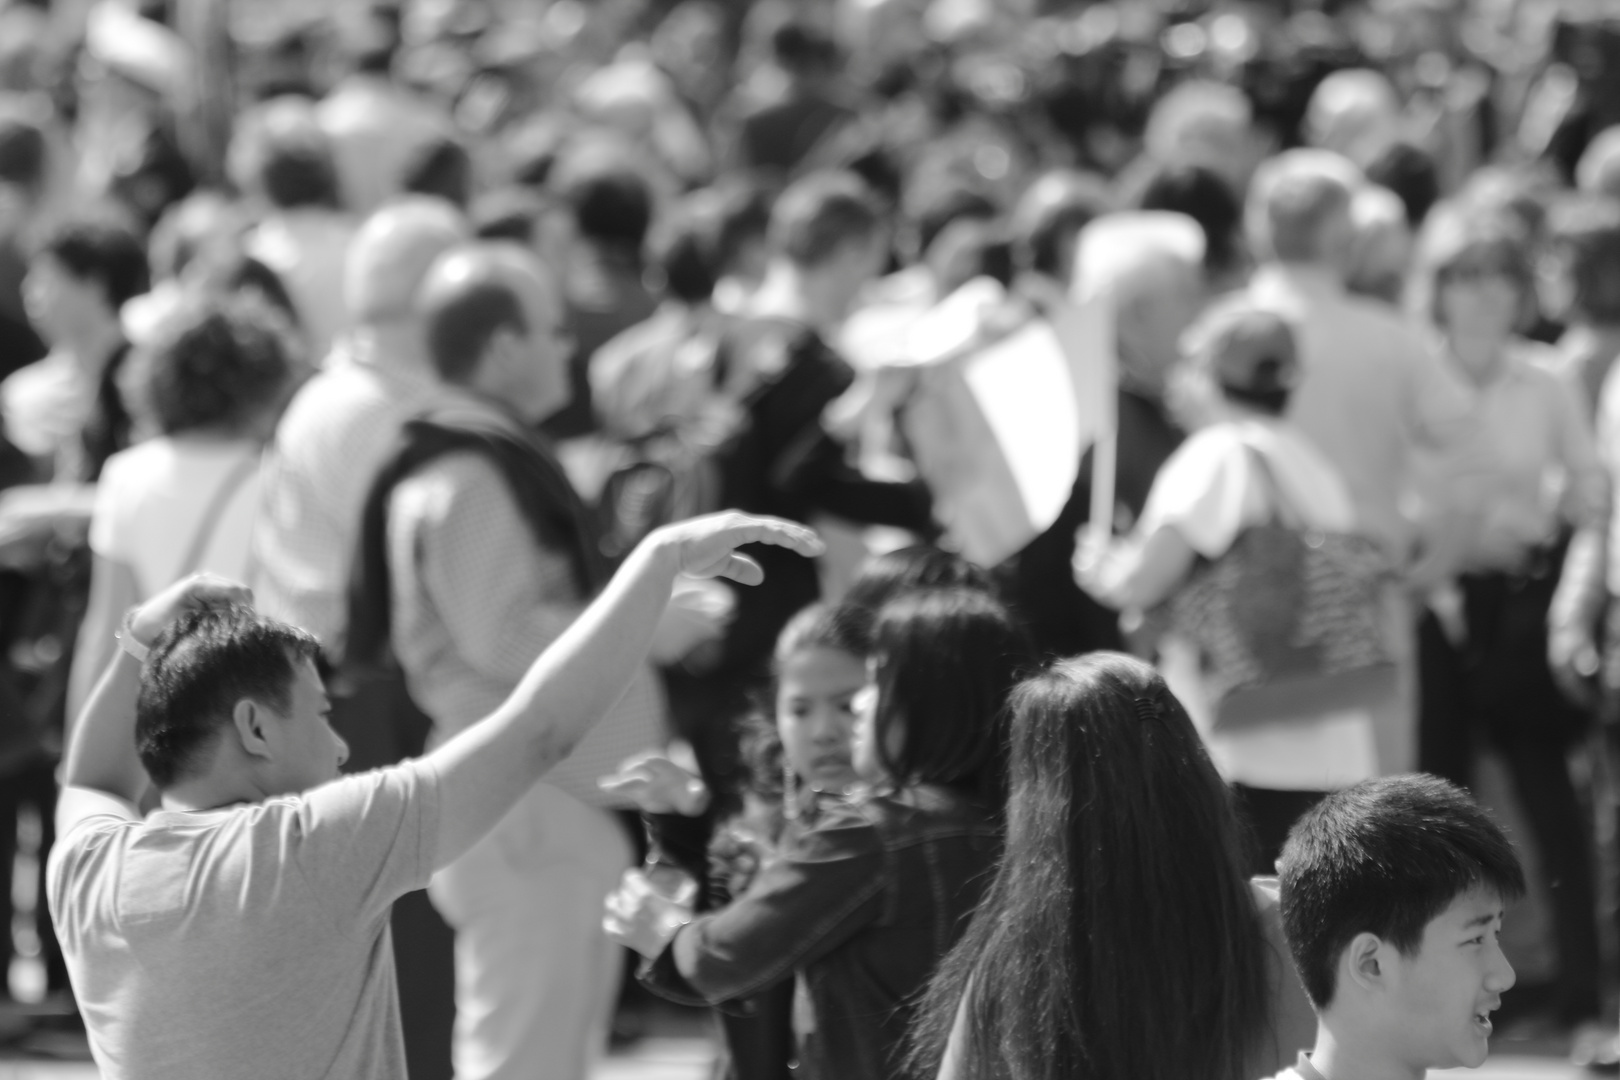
xmin=23 ymin=253 xmax=110 ymax=345
xmin=776 ymin=645 xmax=865 ymax=792
xmin=485 ymin=260 xmax=574 ymax=424
xmin=1437 ymin=261 xmax=1521 ymax=346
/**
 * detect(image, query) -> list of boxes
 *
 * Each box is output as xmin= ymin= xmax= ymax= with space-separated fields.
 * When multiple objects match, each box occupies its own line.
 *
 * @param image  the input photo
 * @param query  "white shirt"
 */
xmin=1142 ymin=417 xmax=1380 ymax=792
xmin=90 ymin=436 xmax=262 ymax=597
xmin=245 ymin=209 xmax=358 ymax=364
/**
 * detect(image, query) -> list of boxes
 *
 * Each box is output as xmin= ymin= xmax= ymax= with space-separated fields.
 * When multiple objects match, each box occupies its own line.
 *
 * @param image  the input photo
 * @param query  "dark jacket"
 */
xmin=642 ymin=787 xmax=999 ymax=1080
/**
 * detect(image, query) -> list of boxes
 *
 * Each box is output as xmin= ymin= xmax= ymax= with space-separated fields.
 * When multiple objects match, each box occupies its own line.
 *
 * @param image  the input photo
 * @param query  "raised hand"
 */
xmin=652 ymin=512 xmax=824 ymax=587
xmin=128 ymin=573 xmax=254 ymax=647
xmin=598 ymin=752 xmax=710 ymax=816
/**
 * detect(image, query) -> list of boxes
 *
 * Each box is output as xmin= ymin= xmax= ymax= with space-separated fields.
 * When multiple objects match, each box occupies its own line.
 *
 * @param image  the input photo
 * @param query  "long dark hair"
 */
xmin=908 ymin=653 xmax=1268 ymax=1080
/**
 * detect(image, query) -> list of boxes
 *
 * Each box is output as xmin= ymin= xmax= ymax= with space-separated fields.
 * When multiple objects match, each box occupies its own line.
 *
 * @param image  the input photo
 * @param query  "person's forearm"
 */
xmin=62 ymin=649 xmax=147 ymax=802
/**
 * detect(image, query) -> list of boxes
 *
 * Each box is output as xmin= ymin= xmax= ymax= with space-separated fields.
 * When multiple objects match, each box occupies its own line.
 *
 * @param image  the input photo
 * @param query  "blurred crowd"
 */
xmin=4 ymin=0 xmax=1620 ymax=1074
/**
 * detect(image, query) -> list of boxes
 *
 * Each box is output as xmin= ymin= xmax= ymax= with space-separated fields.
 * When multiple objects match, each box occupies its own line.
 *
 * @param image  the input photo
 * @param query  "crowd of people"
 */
xmin=3 ymin=0 xmax=1620 ymax=1077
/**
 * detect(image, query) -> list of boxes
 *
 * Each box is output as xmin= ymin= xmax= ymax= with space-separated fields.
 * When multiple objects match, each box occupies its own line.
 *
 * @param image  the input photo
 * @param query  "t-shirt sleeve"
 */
xmin=1137 ymin=433 xmax=1263 ymax=559
xmin=283 ymin=758 xmax=442 ymax=926
xmin=87 ymin=450 xmax=132 ymax=562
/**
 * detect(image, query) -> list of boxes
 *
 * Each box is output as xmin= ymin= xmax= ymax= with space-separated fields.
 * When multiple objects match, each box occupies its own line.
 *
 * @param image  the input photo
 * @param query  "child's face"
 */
xmin=775 ymin=647 xmax=865 ymax=792
xmin=1382 ymin=887 xmax=1515 ymax=1071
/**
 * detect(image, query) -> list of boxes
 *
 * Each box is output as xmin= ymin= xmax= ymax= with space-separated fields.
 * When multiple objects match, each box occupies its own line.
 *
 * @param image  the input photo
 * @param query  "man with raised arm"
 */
xmin=45 ymin=513 xmax=821 ymax=1080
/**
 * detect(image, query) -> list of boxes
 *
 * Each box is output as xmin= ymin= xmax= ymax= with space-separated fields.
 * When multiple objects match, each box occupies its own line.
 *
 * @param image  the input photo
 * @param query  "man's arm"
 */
xmin=57 ymin=575 xmax=253 ymax=836
xmin=424 ymin=513 xmax=821 ymax=869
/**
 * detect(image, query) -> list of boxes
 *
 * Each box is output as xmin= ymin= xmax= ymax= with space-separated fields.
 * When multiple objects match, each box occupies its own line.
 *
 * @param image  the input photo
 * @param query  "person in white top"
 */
xmin=68 ymin=297 xmax=299 ymax=724
xmin=47 ymin=513 xmax=821 ymax=1080
xmin=1078 ymin=302 xmax=1377 ymax=869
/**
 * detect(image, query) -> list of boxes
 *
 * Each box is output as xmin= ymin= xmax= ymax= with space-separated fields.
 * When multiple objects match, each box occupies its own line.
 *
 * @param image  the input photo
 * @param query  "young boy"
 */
xmin=1272 ymin=774 xmax=1525 ymax=1080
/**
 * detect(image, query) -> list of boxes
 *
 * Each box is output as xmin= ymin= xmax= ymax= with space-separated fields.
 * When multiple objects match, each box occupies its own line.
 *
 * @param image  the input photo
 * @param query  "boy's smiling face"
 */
xmin=1381 ymin=887 xmax=1516 ymax=1070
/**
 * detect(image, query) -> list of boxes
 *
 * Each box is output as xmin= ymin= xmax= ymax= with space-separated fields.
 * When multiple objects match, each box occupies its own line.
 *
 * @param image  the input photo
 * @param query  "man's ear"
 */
xmin=1344 ymin=931 xmax=1387 ymax=995
xmin=232 ymin=699 xmax=274 ymax=762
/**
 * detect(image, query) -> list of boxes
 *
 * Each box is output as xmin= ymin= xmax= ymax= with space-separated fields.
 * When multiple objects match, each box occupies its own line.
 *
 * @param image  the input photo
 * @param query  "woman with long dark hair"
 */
xmin=910 ymin=652 xmax=1308 ymax=1080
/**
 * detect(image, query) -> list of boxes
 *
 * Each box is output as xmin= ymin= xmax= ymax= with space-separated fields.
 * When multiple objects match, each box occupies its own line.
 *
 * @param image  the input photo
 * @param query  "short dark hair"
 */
xmin=769 ymin=171 xmax=882 ymax=268
xmin=0 ymin=108 xmax=46 ymax=189
xmin=552 ymin=144 xmax=653 ymax=255
xmin=259 ymin=139 xmax=340 ymax=210
xmin=424 ymin=276 xmax=528 ymax=383
xmin=136 ymin=605 xmax=322 ymax=789
xmin=1365 ymin=141 xmax=1441 ymax=227
xmin=651 ymin=207 xmax=719 ymax=305
xmin=472 ymin=185 xmax=547 ymax=245
xmin=139 ymin=295 xmax=297 ymax=436
xmin=869 ymin=588 xmax=1031 ymax=806
xmin=1550 ymin=195 xmax=1620 ymax=324
xmin=841 ymin=544 xmax=991 ymax=613
xmin=1139 ymin=163 xmax=1244 ymax=276
xmin=402 ymin=137 xmax=473 ymax=210
xmin=34 ymin=216 xmax=150 ymax=309
xmin=1279 ymin=774 xmax=1526 ymax=1010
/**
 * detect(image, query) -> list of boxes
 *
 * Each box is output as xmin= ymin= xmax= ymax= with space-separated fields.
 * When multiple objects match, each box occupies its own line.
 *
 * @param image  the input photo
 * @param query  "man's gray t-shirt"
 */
xmin=47 ymin=760 xmax=441 ymax=1080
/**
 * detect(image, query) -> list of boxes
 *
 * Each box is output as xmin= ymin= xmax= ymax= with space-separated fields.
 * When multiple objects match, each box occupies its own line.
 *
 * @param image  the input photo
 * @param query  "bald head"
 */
xmin=417 ymin=242 xmax=563 ymax=393
xmin=345 ymin=197 xmax=471 ymax=325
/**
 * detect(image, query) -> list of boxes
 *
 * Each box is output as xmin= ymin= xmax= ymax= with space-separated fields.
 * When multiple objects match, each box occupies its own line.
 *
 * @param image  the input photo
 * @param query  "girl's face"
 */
xmin=776 ymin=647 xmax=866 ymax=792
xmin=1438 ymin=265 xmax=1521 ymax=344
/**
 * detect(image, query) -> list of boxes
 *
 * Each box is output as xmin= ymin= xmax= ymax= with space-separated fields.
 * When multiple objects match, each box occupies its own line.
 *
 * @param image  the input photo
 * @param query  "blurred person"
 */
xmin=1407 ymin=213 xmax=1605 ymax=1031
xmin=47 ymin=517 xmax=819 ymax=1080
xmin=69 ymin=298 xmax=298 ymax=724
xmin=996 ymin=213 xmax=1203 ymax=662
xmin=1544 ymin=195 xmax=1620 ymax=417
xmin=1244 ymin=149 xmax=1475 ymax=774
xmin=1365 ymin=140 xmax=1441 ymax=227
xmin=401 ymin=136 xmax=474 ymax=211
xmin=1137 ymin=162 xmax=1248 ymax=292
xmin=317 ymin=2 xmax=456 ymax=216
xmin=231 ymin=96 xmax=359 ymax=362
xmin=608 ymin=588 xmax=1031 ymax=1080
xmin=1120 ymin=80 xmax=1259 ymax=208
xmin=119 ymin=191 xmax=249 ymax=350
xmin=909 ymin=653 xmax=1315 ymax=1080
xmin=74 ymin=1 xmax=196 ymax=227
xmin=574 ymin=54 xmax=714 ymax=192
xmin=539 ymin=141 xmax=660 ymax=442
xmin=717 ymin=10 xmax=856 ymax=177
xmin=252 ymin=197 xmax=467 ymax=653
xmin=343 ymin=242 xmax=699 ymax=1080
xmin=0 ymin=212 xmax=148 ymax=1016
xmin=1303 ymin=68 xmax=1403 ymax=172
xmin=1344 ymin=184 xmax=1414 ymax=306
xmin=1006 ymin=168 xmax=1112 ymax=294
xmin=1077 ymin=304 xmax=1378 ymax=869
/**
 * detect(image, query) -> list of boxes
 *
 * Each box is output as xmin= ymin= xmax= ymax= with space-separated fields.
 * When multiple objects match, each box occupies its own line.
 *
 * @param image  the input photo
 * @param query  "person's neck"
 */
xmin=749 ymin=262 xmax=842 ymax=337
xmin=351 ymin=321 xmax=436 ymax=379
xmin=1307 ymin=1021 xmax=1424 ymax=1080
xmin=58 ymin=319 xmax=124 ymax=379
xmin=159 ymin=772 xmax=273 ymax=813
xmin=1447 ymin=331 xmax=1507 ymax=388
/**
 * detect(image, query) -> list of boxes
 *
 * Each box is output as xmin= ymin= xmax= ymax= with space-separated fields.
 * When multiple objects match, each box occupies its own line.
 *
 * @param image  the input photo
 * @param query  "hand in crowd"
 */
xmin=653 ymin=512 xmax=824 ymax=586
xmin=127 ymin=573 xmax=254 ymax=647
xmin=603 ymin=865 xmax=699 ymax=960
xmin=649 ymin=577 xmax=734 ymax=666
xmin=598 ymin=751 xmax=710 ymax=816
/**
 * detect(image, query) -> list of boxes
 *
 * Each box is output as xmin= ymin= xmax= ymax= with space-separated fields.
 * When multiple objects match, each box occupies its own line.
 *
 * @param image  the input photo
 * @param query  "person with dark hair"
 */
xmin=541 ymin=142 xmax=660 ymax=440
xmin=718 ymin=9 xmax=854 ymax=176
xmin=1406 ymin=209 xmax=1606 ymax=1031
xmin=47 ymin=513 xmax=819 ymax=1079
xmin=840 ymin=544 xmax=989 ymax=613
xmin=1138 ymin=161 xmax=1247 ymax=288
xmin=235 ymin=97 xmax=359 ymax=361
xmin=401 ymin=137 xmax=473 ymax=210
xmin=911 ymin=652 xmax=1312 ymax=1080
xmin=1365 ymin=140 xmax=1442 ymax=227
xmin=1007 ymin=169 xmax=1112 ymax=289
xmin=349 ymin=241 xmax=721 ymax=1080
xmin=1078 ymin=302 xmax=1380 ymax=870
xmin=1269 ymin=774 xmax=1524 ymax=1079
xmin=607 ymin=587 xmax=1031 ymax=1079
xmin=68 ymin=296 xmax=299 ymax=725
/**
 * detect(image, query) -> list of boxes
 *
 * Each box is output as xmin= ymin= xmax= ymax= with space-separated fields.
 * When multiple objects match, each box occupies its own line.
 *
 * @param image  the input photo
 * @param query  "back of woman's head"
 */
xmin=842 ymin=545 xmax=991 ymax=613
xmin=910 ymin=652 xmax=1267 ymax=1080
xmin=867 ymin=589 xmax=1030 ymax=805
xmin=136 ymin=295 xmax=298 ymax=437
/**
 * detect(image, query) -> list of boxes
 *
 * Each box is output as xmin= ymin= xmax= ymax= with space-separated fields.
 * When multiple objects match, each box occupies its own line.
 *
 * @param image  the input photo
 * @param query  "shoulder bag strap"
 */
xmin=176 ymin=449 xmax=261 ymax=581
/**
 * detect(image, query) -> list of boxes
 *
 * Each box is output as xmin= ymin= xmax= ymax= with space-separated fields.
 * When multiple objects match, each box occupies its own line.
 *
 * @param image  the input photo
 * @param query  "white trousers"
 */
xmin=428 ymin=782 xmax=634 ymax=1080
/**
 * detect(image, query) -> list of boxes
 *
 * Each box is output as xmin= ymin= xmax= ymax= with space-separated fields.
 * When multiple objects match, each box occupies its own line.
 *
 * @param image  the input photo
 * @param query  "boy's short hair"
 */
xmin=1279 ymin=775 xmax=1525 ymax=1010
xmin=136 ymin=605 xmax=322 ymax=789
xmin=33 ymin=216 xmax=151 ymax=309
xmin=768 ymin=171 xmax=882 ymax=268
